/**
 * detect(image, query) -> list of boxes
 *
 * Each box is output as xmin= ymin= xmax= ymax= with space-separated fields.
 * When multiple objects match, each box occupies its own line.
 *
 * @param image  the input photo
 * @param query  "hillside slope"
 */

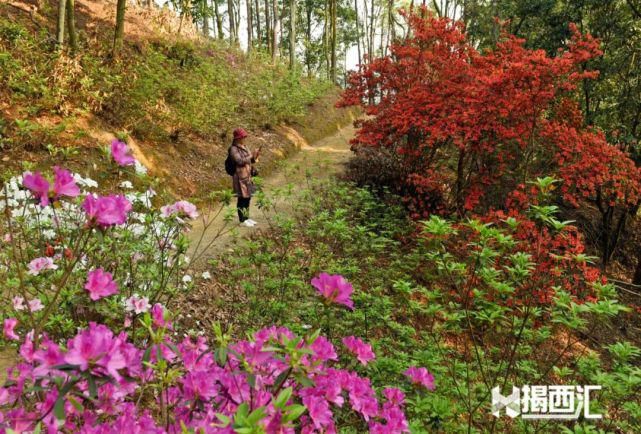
xmin=0 ymin=0 xmax=355 ymax=197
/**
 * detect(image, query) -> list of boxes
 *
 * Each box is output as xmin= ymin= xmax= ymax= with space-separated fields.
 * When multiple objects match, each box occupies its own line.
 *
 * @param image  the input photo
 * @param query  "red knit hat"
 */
xmin=233 ymin=128 xmax=248 ymax=140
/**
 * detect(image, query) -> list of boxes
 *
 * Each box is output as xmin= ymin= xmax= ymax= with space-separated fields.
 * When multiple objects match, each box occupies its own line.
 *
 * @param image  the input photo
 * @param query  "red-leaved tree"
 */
xmin=339 ymin=9 xmax=641 ymax=266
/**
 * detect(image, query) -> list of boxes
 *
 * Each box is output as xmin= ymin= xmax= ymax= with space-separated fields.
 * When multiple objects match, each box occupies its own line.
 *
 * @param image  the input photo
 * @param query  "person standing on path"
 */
xmin=229 ymin=128 xmax=261 ymax=227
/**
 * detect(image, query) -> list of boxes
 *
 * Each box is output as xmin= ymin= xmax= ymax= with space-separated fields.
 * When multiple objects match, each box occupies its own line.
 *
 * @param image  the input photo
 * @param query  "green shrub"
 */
xmin=196 ymin=177 xmax=641 ymax=433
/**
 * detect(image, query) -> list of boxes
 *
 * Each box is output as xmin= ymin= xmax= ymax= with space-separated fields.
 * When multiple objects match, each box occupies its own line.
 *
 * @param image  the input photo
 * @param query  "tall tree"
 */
xmin=272 ymin=0 xmax=279 ymax=60
xmin=289 ymin=0 xmax=296 ymax=67
xmin=330 ymin=0 xmax=337 ymax=81
xmin=254 ymin=0 xmax=262 ymax=48
xmin=303 ymin=0 xmax=311 ymax=74
xmin=177 ymin=0 xmax=191 ymax=35
xmin=247 ymin=0 xmax=254 ymax=51
xmin=202 ymin=0 xmax=210 ymax=37
xmin=354 ymin=0 xmax=362 ymax=65
xmin=264 ymin=0 xmax=271 ymax=52
xmin=113 ymin=0 xmax=127 ymax=57
xmin=213 ymin=0 xmax=224 ymax=39
xmin=66 ymin=0 xmax=78 ymax=53
xmin=228 ymin=0 xmax=237 ymax=43
xmin=56 ymin=0 xmax=67 ymax=48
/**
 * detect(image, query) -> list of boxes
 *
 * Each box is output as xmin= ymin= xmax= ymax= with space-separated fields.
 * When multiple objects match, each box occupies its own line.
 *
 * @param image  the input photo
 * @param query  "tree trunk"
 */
xmin=254 ymin=0 xmax=261 ymax=48
xmin=179 ymin=0 xmax=192 ymax=35
xmin=289 ymin=0 xmax=296 ymax=68
xmin=355 ymin=0 xmax=362 ymax=66
xmin=247 ymin=0 xmax=253 ymax=51
xmin=305 ymin=0 xmax=312 ymax=75
xmin=228 ymin=0 xmax=236 ymax=43
xmin=213 ymin=0 xmax=224 ymax=39
xmin=378 ymin=1 xmax=385 ymax=55
xmin=264 ymin=0 xmax=271 ymax=53
xmin=56 ymin=0 xmax=67 ymax=48
xmin=330 ymin=0 xmax=337 ymax=82
xmin=385 ymin=0 xmax=394 ymax=56
xmin=66 ymin=0 xmax=77 ymax=54
xmin=113 ymin=0 xmax=127 ymax=58
xmin=203 ymin=0 xmax=210 ymax=37
xmin=272 ymin=0 xmax=279 ymax=61
xmin=234 ymin=0 xmax=241 ymax=41
xmin=323 ymin=0 xmax=330 ymax=78
xmin=369 ymin=0 xmax=375 ymax=57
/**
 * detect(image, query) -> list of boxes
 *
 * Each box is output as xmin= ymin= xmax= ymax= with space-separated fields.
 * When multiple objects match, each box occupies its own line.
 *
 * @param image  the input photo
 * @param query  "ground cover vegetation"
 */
xmin=0 ymin=1 xmax=640 ymax=433
xmin=185 ymin=176 xmax=641 ymax=432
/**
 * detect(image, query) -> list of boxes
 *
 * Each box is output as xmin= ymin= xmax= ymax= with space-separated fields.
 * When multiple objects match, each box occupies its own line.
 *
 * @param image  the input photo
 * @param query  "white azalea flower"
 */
xmin=134 ymin=160 xmax=148 ymax=175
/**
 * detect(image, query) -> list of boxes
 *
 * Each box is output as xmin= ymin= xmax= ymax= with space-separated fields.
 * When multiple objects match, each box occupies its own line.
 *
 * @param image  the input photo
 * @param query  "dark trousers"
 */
xmin=237 ymin=197 xmax=251 ymax=222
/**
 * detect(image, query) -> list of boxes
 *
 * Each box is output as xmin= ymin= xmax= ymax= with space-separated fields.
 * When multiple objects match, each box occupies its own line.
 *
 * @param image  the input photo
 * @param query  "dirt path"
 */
xmin=187 ymin=124 xmax=355 ymax=264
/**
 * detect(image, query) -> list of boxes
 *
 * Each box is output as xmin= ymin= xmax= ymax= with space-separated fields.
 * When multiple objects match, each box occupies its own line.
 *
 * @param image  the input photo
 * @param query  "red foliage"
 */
xmin=425 ymin=211 xmax=603 ymax=309
xmin=491 ymin=211 xmax=603 ymax=306
xmin=340 ymin=9 xmax=641 ymax=218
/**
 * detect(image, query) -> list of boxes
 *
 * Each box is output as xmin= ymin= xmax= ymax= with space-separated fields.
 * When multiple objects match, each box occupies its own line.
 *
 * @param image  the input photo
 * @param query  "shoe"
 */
xmin=245 ymin=219 xmax=258 ymax=226
xmin=241 ymin=220 xmax=256 ymax=227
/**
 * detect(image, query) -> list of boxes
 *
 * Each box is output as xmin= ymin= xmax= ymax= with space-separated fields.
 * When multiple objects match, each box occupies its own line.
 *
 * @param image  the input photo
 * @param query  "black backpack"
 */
xmin=224 ymin=146 xmax=235 ymax=176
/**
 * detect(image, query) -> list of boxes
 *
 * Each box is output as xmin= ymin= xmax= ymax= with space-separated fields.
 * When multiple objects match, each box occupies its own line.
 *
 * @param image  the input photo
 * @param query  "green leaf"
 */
xmin=88 ymin=376 xmax=98 ymax=399
xmin=53 ymin=396 xmax=66 ymax=421
xmin=215 ymin=413 xmax=231 ymax=426
xmin=283 ymin=404 xmax=307 ymax=423
xmin=274 ymin=387 xmax=293 ymax=409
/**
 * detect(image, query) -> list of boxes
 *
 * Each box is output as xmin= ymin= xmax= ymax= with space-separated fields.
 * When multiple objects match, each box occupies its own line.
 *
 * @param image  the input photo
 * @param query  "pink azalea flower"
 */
xmin=3 ymin=318 xmax=19 ymax=340
xmin=160 ymin=200 xmax=199 ymax=219
xmin=311 ymin=273 xmax=354 ymax=309
xmin=341 ymin=372 xmax=379 ymax=420
xmin=32 ymin=338 xmax=65 ymax=377
xmin=85 ymin=268 xmax=119 ymax=301
xmin=404 ymin=366 xmax=435 ymax=390
xmin=12 ymin=296 xmax=25 ymax=311
xmin=52 ymin=166 xmax=80 ymax=199
xmin=125 ymin=295 xmax=151 ymax=314
xmin=64 ymin=323 xmax=127 ymax=379
xmin=342 ymin=336 xmax=375 ymax=366
xmin=182 ymin=371 xmax=217 ymax=400
xmin=310 ymin=336 xmax=338 ymax=362
xmin=28 ymin=298 xmax=44 ymax=312
xmin=27 ymin=257 xmax=58 ymax=276
xmin=20 ymin=330 xmax=35 ymax=362
xmin=151 ymin=303 xmax=171 ymax=329
xmin=383 ymin=387 xmax=405 ymax=407
xmin=302 ymin=395 xmax=333 ymax=430
xmin=22 ymin=168 xmax=80 ymax=207
xmin=111 ymin=140 xmax=136 ymax=166
xmin=83 ymin=194 xmax=132 ymax=227
xmin=370 ymin=405 xmax=409 ymax=433
xmin=22 ymin=171 xmax=50 ymax=206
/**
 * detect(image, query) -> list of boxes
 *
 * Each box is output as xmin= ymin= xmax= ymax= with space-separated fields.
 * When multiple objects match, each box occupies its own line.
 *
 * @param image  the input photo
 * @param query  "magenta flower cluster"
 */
xmin=342 ymin=336 xmax=376 ymax=366
xmin=0 ymin=318 xmax=413 ymax=433
xmin=160 ymin=200 xmax=199 ymax=219
xmin=82 ymin=194 xmax=132 ymax=227
xmin=84 ymin=268 xmax=119 ymax=301
xmin=404 ymin=366 xmax=436 ymax=391
xmin=110 ymin=140 xmax=136 ymax=166
xmin=22 ymin=167 xmax=80 ymax=207
xmin=311 ymin=273 xmax=355 ymax=309
xmin=22 ymin=166 xmax=132 ymax=228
